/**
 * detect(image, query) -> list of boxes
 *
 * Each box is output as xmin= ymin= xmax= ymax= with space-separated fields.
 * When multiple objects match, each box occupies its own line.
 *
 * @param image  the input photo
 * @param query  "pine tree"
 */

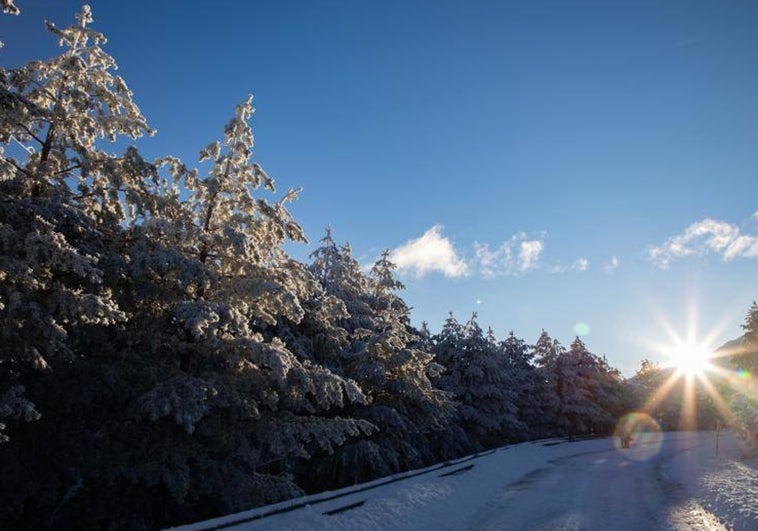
xmin=272 ymin=233 xmax=349 ymax=369
xmin=121 ymin=95 xmax=373 ymax=517
xmin=309 ymin=228 xmax=341 ymax=290
xmin=728 ymin=302 xmax=758 ymax=451
xmin=415 ymin=320 xmax=434 ymax=353
xmin=533 ymin=330 xmax=564 ymax=435
xmin=1 ymin=8 xmax=372 ymax=527
xmin=433 ymin=314 xmax=518 ymax=447
xmin=733 ymin=301 xmax=758 ymax=373
xmin=306 ymin=248 xmax=454 ymax=488
xmin=501 ymin=331 xmax=549 ymax=440
xmin=433 ymin=312 xmax=463 ymax=368
xmin=358 ymin=251 xmax=452 ymax=454
xmin=1 ymin=4 xmax=154 ymax=215
xmin=552 ymin=337 xmax=621 ymax=436
xmin=744 ymin=302 xmax=758 ymax=338
xmin=626 ymin=359 xmax=677 ymax=428
xmin=0 ymin=4 xmax=153 ymax=443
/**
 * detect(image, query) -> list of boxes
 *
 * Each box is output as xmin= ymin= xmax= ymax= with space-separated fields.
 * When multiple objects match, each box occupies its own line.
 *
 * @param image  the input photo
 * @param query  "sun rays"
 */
xmin=630 ymin=300 xmax=757 ymax=442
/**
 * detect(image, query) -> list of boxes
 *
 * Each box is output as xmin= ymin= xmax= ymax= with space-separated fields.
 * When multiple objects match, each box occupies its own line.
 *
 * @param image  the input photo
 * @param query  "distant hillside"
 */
xmin=716 ymin=337 xmax=745 ymax=355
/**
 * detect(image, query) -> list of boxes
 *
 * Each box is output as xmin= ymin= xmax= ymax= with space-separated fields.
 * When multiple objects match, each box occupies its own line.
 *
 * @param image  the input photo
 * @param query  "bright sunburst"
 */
xmin=623 ymin=298 xmax=758 ymax=460
xmin=665 ymin=341 xmax=713 ymax=376
xmin=631 ymin=296 xmax=737 ymax=435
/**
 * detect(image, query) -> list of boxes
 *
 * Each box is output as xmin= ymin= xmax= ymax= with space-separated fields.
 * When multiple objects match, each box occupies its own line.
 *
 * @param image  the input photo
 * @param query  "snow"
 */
xmin=173 ymin=431 xmax=758 ymax=531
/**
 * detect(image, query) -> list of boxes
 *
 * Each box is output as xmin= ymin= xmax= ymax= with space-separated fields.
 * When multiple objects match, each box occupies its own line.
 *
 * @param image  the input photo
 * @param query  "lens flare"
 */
xmin=574 ymin=322 xmax=590 ymax=336
xmin=737 ymin=369 xmax=752 ymax=379
xmin=613 ymin=412 xmax=663 ymax=461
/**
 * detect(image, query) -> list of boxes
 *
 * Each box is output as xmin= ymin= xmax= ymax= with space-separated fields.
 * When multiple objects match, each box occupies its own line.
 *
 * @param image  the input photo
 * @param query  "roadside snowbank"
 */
xmin=669 ymin=432 xmax=758 ymax=530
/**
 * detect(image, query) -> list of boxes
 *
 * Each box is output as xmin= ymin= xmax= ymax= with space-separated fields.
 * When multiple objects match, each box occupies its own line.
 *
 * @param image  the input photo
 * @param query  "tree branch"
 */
xmin=0 ymin=156 xmax=31 ymax=177
xmin=15 ymin=122 xmax=44 ymax=145
xmin=52 ymin=163 xmax=81 ymax=176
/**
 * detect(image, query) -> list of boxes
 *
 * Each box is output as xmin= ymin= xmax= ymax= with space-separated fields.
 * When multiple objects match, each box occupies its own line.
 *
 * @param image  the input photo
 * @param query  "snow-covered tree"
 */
xmin=532 ymin=330 xmax=564 ymax=434
xmin=728 ymin=302 xmax=758 ymax=451
xmin=433 ymin=312 xmax=464 ymax=368
xmin=500 ymin=331 xmax=551 ymax=440
xmin=539 ymin=336 xmax=621 ymax=436
xmin=0 ymin=4 xmax=155 ymax=443
xmin=1 ymin=4 xmax=154 ymax=216
xmin=624 ymin=358 xmax=682 ymax=428
xmin=310 ymin=228 xmax=350 ymax=296
xmin=305 ymin=248 xmax=455 ymax=488
xmin=627 ymin=358 xmax=663 ymax=407
xmin=1 ymin=7 xmax=374 ymax=527
xmin=744 ymin=301 xmax=758 ymax=338
xmin=360 ymin=250 xmax=451 ymax=434
xmin=731 ymin=301 xmax=758 ymax=374
xmin=308 ymin=232 xmax=374 ymax=332
xmin=307 ymin=228 xmax=374 ymax=334
xmin=123 ymin=95 xmax=376 ymax=515
xmin=433 ymin=313 xmax=519 ymax=447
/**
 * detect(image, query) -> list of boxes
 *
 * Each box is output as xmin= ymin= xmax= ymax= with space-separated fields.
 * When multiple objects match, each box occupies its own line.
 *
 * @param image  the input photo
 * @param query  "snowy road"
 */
xmin=179 ymin=431 xmax=758 ymax=531
xmin=464 ymin=435 xmax=725 ymax=530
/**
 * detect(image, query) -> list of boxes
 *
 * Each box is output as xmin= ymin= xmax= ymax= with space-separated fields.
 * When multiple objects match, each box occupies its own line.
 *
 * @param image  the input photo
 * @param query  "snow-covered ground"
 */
xmin=174 ymin=431 xmax=758 ymax=531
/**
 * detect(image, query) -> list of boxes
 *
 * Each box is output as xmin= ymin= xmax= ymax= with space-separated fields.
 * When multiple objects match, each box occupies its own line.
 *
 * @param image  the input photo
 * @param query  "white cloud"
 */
xmin=519 ymin=240 xmax=544 ymax=271
xmin=473 ymin=232 xmax=594 ymax=277
xmin=550 ymin=257 xmax=590 ymax=274
xmin=391 ymin=225 xmax=468 ymax=278
xmin=649 ymin=217 xmax=758 ymax=269
xmin=753 ymin=210 xmax=758 ymax=222
xmin=391 ymin=227 xmax=591 ymax=280
xmin=474 ymin=232 xmax=545 ymax=277
xmin=604 ymin=256 xmax=619 ymax=272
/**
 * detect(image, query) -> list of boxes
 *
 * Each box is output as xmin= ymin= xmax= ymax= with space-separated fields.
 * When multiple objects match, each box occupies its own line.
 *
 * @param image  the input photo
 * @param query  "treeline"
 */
xmin=0 ymin=6 xmax=754 ymax=530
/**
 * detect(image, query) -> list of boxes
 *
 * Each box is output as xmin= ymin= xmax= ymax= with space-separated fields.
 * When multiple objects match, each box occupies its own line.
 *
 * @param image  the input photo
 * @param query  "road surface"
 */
xmin=180 ymin=432 xmax=747 ymax=531
xmin=463 ymin=434 xmax=725 ymax=530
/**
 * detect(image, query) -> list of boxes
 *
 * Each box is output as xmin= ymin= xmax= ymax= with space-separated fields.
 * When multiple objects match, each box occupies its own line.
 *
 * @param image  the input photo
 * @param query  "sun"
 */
xmin=665 ymin=341 xmax=713 ymax=376
xmin=636 ymin=300 xmax=743 ymax=433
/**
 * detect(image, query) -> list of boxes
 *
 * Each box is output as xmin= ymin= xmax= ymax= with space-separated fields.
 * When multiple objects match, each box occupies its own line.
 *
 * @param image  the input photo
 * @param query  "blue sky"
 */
xmin=3 ymin=1 xmax=758 ymax=376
